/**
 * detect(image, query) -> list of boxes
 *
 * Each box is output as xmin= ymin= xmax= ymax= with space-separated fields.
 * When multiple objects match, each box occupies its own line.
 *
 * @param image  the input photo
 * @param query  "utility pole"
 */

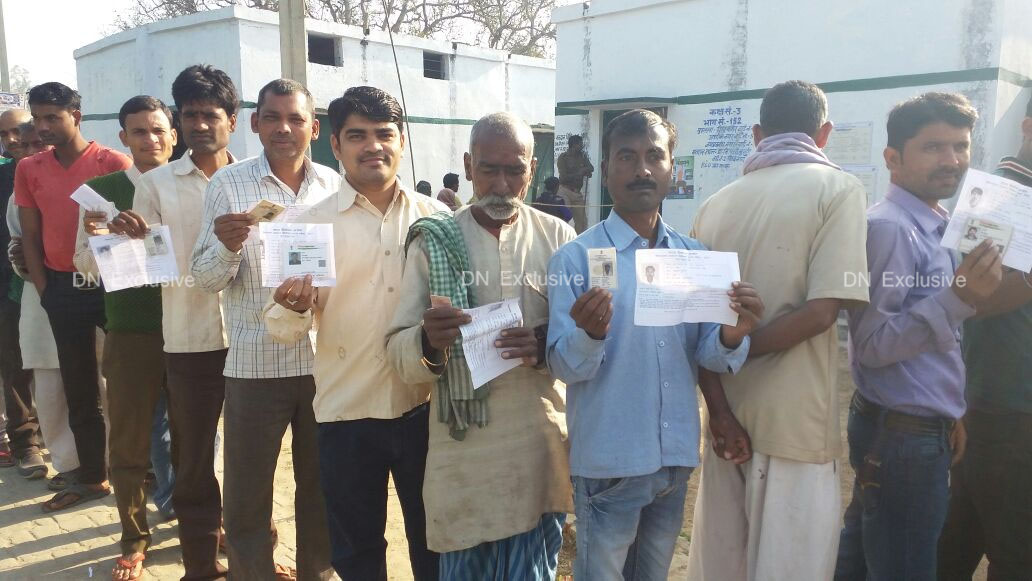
xmin=0 ymin=0 xmax=10 ymax=92
xmin=279 ymin=0 xmax=307 ymax=86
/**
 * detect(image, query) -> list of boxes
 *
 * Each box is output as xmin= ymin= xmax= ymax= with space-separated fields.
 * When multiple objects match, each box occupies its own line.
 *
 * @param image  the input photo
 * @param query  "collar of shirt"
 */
xmin=997 ymin=156 xmax=1032 ymax=184
xmin=172 ymin=149 xmax=238 ymax=177
xmin=884 ymin=183 xmax=949 ymax=235
xmin=603 ymin=210 xmax=672 ymax=251
xmin=337 ymin=177 xmax=411 ymax=215
xmin=256 ymin=151 xmax=330 ymax=192
xmin=126 ymin=165 xmax=143 ymax=188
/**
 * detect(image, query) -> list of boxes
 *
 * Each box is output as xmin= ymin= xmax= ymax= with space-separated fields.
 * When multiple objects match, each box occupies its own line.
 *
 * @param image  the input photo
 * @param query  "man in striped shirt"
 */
xmin=191 ymin=79 xmax=339 ymax=581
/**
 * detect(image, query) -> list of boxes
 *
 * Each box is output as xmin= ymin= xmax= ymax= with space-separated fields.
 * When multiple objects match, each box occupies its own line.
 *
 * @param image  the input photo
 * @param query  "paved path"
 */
xmin=0 ymin=425 xmax=414 ymax=580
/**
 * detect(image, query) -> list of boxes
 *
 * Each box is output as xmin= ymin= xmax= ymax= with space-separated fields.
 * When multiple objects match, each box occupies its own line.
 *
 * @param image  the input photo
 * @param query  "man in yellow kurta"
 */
xmin=386 ymin=112 xmax=575 ymax=580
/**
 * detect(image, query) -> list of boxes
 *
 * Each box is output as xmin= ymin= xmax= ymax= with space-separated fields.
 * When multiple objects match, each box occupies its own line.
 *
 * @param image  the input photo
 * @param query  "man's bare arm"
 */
xmin=971 ymin=270 xmax=1032 ymax=319
xmin=746 ymin=298 xmax=842 ymax=357
xmin=18 ymin=206 xmax=47 ymax=293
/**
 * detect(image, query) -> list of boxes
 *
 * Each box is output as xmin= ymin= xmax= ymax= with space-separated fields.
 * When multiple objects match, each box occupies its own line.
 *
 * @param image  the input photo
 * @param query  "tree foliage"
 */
xmin=114 ymin=0 xmax=556 ymax=57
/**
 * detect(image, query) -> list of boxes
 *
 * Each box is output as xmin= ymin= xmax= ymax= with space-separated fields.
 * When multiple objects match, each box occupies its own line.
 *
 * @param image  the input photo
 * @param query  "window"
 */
xmin=423 ymin=51 xmax=447 ymax=80
xmin=308 ymin=34 xmax=337 ymax=66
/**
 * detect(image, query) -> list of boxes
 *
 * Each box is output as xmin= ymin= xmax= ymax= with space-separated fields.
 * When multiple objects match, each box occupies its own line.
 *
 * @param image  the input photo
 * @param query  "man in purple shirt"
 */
xmin=834 ymin=93 xmax=1002 ymax=581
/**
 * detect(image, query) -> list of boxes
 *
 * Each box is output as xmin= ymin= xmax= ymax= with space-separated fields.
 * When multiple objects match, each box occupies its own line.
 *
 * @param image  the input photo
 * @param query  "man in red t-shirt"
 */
xmin=14 ymin=82 xmax=131 ymax=512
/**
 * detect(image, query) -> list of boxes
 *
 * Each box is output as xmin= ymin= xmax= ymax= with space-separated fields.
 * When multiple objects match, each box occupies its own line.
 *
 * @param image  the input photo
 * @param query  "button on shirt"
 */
xmin=263 ymin=179 xmax=450 ymax=422
xmin=547 ymin=212 xmax=749 ymax=479
xmin=848 ymin=184 xmax=975 ymax=419
xmin=134 ymin=152 xmax=236 ymax=353
xmin=191 ymin=153 xmax=341 ymax=379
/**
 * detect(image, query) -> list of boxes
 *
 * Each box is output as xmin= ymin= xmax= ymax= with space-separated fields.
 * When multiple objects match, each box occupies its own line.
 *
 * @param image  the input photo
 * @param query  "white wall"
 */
xmin=553 ymin=0 xmax=1032 ymax=233
xmin=75 ymin=6 xmax=556 ymax=191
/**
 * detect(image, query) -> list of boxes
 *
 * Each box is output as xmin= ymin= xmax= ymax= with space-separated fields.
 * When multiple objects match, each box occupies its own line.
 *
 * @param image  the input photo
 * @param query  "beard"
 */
xmin=474 ymin=193 xmax=521 ymax=220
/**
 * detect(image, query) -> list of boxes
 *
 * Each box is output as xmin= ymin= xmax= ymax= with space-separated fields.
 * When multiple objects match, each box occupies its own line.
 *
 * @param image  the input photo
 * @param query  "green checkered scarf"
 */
xmin=405 ymin=211 xmax=488 ymax=440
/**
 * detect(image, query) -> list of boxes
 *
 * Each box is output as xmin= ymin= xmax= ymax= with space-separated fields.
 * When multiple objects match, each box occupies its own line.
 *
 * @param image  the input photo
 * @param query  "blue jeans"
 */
xmin=149 ymin=391 xmax=175 ymax=518
xmin=573 ymin=466 xmax=693 ymax=581
xmin=834 ymin=406 xmax=952 ymax=581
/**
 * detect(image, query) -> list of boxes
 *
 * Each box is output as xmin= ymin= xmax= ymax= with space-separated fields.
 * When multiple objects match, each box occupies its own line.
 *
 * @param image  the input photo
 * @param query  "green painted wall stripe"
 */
xmin=556 ymin=67 xmax=1032 ymax=114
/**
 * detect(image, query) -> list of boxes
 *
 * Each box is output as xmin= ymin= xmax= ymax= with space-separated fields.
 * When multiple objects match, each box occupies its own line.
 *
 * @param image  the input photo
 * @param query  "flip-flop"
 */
xmin=273 ymin=563 xmax=297 ymax=580
xmin=48 ymin=470 xmax=79 ymax=492
xmin=112 ymin=552 xmax=145 ymax=581
xmin=41 ymin=483 xmax=111 ymax=513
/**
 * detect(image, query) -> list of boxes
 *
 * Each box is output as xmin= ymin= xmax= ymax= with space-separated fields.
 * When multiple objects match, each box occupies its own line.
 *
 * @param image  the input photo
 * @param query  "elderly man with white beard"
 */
xmin=386 ymin=112 xmax=575 ymax=580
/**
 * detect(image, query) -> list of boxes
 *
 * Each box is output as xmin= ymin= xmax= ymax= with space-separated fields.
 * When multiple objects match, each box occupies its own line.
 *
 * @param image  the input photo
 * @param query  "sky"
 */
xmin=4 ymin=0 xmax=583 ymax=90
xmin=4 ymin=0 xmax=137 ymax=89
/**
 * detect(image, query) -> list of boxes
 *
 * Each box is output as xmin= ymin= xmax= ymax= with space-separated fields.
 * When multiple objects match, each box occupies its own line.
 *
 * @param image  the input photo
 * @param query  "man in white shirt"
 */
xmin=108 ymin=65 xmax=238 ymax=580
xmin=265 ymin=85 xmax=446 ymax=580
xmin=191 ymin=78 xmax=338 ymax=581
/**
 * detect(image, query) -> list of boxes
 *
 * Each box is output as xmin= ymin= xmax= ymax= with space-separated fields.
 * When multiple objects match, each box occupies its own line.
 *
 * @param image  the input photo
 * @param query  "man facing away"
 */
xmin=549 ymin=109 xmax=763 ymax=580
xmin=387 ymin=112 xmax=576 ymax=580
xmin=15 ymin=82 xmax=132 ymax=512
xmin=556 ymin=134 xmax=594 ymax=233
xmin=687 ymin=80 xmax=871 ymax=581
xmin=110 ymin=64 xmax=238 ymax=580
xmin=835 ymin=92 xmax=1001 ymax=581
xmin=191 ymin=78 xmax=337 ymax=581
xmin=938 ymin=94 xmax=1032 ymax=581
xmin=264 ymin=85 xmax=445 ymax=580
xmin=72 ymin=95 xmax=177 ymax=581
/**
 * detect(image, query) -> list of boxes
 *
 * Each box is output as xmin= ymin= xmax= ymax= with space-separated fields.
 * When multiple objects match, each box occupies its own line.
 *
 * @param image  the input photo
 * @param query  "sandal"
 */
xmin=48 ymin=470 xmax=79 ymax=492
xmin=273 ymin=563 xmax=297 ymax=581
xmin=0 ymin=449 xmax=13 ymax=468
xmin=112 ymin=552 xmax=145 ymax=581
xmin=41 ymin=483 xmax=111 ymax=513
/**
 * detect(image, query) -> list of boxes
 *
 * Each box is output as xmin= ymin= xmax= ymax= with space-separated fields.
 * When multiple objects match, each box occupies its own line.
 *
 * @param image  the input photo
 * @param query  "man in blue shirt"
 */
xmin=547 ymin=109 xmax=763 ymax=580
xmin=835 ymin=93 xmax=1003 ymax=581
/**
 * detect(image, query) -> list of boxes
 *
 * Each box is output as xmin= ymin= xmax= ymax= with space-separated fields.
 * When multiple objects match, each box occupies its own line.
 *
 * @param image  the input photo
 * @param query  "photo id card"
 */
xmin=283 ymin=242 xmax=331 ymax=279
xmin=587 ymin=247 xmax=618 ymax=289
xmin=957 ymin=218 xmax=1013 ymax=256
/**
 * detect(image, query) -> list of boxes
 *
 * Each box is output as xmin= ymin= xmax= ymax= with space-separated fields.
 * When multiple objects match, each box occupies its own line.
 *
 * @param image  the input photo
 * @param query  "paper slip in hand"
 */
xmin=259 ymin=222 xmax=336 ymax=287
xmin=633 ymin=249 xmax=741 ymax=327
xmin=588 ymin=247 xmax=618 ymax=289
xmin=941 ymin=168 xmax=1032 ymax=273
xmin=246 ymin=199 xmax=287 ymax=222
xmin=88 ymin=224 xmax=179 ymax=292
xmin=70 ymin=184 xmax=117 ymax=224
xmin=459 ymin=298 xmax=523 ymax=389
xmin=958 ymin=218 xmax=1012 ymax=255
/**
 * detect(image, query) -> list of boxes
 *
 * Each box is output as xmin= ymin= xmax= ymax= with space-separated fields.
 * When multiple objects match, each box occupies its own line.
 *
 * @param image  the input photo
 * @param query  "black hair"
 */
xmin=544 ymin=176 xmax=560 ymax=191
xmin=759 ymin=80 xmax=827 ymax=137
xmin=257 ymin=78 xmax=314 ymax=114
xmin=118 ymin=95 xmax=173 ymax=130
xmin=415 ymin=180 xmax=432 ymax=195
xmin=443 ymin=172 xmax=460 ymax=189
xmin=171 ymin=65 xmax=239 ymax=116
xmin=27 ymin=82 xmax=81 ymax=111
xmin=568 ymin=134 xmax=583 ymax=147
xmin=886 ymin=92 xmax=978 ymax=152
xmin=601 ymin=109 xmax=678 ymax=161
xmin=327 ymin=86 xmax=404 ymax=136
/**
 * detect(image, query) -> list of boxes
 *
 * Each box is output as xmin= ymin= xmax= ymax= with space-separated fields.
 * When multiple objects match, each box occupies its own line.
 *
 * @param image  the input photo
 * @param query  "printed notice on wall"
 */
xmin=823 ymin=122 xmax=873 ymax=166
xmin=841 ymin=165 xmax=878 ymax=202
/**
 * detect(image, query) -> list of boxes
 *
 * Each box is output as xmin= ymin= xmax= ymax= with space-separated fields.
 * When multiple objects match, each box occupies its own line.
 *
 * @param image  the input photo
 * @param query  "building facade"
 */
xmin=553 ymin=0 xmax=1032 ymax=232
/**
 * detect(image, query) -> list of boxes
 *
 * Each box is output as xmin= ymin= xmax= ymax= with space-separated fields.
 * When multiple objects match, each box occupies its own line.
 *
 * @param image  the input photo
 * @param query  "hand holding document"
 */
xmin=71 ymin=184 xmax=117 ymax=229
xmin=941 ymin=169 xmax=1032 ymax=272
xmin=259 ymin=222 xmax=336 ymax=287
xmin=633 ymin=249 xmax=741 ymax=327
xmin=88 ymin=224 xmax=179 ymax=291
xmin=459 ymin=298 xmax=524 ymax=389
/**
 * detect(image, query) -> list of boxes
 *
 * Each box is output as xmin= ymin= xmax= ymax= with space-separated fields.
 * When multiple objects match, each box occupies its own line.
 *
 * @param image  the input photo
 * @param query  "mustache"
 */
xmin=930 ymin=168 xmax=960 ymax=180
xmin=627 ymin=179 xmax=658 ymax=189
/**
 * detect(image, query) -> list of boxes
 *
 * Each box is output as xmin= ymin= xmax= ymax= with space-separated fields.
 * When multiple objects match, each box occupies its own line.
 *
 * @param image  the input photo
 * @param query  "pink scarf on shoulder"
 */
xmin=742 ymin=132 xmax=840 ymax=175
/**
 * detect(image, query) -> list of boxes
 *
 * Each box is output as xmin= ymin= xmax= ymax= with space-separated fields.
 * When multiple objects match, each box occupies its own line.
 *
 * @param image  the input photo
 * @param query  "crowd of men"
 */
xmin=0 ymin=64 xmax=1027 ymax=581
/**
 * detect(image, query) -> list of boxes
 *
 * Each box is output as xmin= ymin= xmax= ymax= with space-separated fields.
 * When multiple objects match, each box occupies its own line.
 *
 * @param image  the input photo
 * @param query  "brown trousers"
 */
xmin=103 ymin=331 xmax=165 ymax=555
xmin=167 ymin=349 xmax=228 ymax=580
xmin=222 ymin=376 xmax=332 ymax=581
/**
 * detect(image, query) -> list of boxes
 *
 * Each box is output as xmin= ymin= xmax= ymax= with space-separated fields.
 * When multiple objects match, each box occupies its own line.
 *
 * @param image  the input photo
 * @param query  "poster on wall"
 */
xmin=669 ymin=156 xmax=695 ymax=199
xmin=824 ymin=122 xmax=874 ymax=166
xmin=0 ymin=92 xmax=23 ymax=112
